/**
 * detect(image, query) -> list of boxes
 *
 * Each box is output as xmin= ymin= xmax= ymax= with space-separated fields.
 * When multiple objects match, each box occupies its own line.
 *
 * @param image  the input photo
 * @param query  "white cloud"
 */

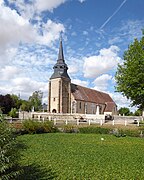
xmin=93 ymin=74 xmax=112 ymax=91
xmin=83 ymin=45 xmax=121 ymax=78
xmin=0 ymin=3 xmax=36 ymax=48
xmin=0 ymin=66 xmax=20 ymax=81
xmin=38 ymin=20 xmax=65 ymax=45
xmin=120 ymin=20 xmax=144 ymax=40
xmin=7 ymin=0 xmax=67 ymax=15
xmin=35 ymin=0 xmax=67 ymax=12
xmin=110 ymin=92 xmax=132 ymax=110
xmin=0 ymin=1 xmax=65 ymax=69
xmin=71 ymin=79 xmax=89 ymax=87
xmin=11 ymin=77 xmax=48 ymax=99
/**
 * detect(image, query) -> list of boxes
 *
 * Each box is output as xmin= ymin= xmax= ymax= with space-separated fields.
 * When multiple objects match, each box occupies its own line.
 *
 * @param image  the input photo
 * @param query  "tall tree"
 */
xmin=0 ymin=94 xmax=14 ymax=114
xmin=115 ymin=33 xmax=144 ymax=111
xmin=29 ymin=91 xmax=43 ymax=111
xmin=118 ymin=107 xmax=131 ymax=116
xmin=10 ymin=94 xmax=21 ymax=109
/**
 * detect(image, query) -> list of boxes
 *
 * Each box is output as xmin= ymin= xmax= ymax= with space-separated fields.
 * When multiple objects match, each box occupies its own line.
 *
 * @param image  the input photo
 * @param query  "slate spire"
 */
xmin=58 ymin=37 xmax=64 ymax=63
xmin=50 ymin=38 xmax=70 ymax=80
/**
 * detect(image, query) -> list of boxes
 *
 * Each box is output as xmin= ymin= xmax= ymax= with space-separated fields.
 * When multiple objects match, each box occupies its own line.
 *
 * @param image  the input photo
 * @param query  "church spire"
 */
xmin=50 ymin=37 xmax=70 ymax=80
xmin=58 ymin=37 xmax=64 ymax=62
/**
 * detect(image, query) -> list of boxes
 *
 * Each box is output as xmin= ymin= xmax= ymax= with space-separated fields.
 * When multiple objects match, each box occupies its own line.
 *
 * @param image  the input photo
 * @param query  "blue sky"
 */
xmin=0 ymin=0 xmax=144 ymax=111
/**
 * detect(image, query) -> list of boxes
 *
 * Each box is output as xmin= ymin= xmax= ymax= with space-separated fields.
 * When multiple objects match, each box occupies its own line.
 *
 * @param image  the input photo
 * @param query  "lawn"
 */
xmin=18 ymin=133 xmax=144 ymax=179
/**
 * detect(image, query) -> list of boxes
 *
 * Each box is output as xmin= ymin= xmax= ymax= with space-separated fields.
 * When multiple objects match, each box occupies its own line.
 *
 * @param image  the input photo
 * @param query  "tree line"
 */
xmin=0 ymin=91 xmax=43 ymax=117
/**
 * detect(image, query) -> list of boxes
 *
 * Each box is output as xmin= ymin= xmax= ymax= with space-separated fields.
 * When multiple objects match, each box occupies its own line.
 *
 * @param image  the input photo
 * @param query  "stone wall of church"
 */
xmin=49 ymin=78 xmax=71 ymax=113
xmin=61 ymin=78 xmax=71 ymax=113
xmin=49 ymin=78 xmax=61 ymax=113
xmin=70 ymin=98 xmax=106 ymax=115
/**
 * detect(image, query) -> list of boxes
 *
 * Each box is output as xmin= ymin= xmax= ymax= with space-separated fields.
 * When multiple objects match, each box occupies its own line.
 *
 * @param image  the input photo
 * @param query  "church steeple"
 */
xmin=58 ymin=39 xmax=64 ymax=62
xmin=50 ymin=39 xmax=70 ymax=80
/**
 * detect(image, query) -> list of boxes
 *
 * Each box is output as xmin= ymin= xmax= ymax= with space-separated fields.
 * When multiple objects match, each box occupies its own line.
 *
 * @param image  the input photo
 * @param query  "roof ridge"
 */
xmin=71 ymin=83 xmax=109 ymax=95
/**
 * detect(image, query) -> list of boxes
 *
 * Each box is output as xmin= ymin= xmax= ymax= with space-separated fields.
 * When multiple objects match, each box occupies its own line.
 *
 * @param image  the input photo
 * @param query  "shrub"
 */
xmin=62 ymin=125 xmax=76 ymax=133
xmin=118 ymin=129 xmax=140 ymax=137
xmin=22 ymin=119 xmax=59 ymax=134
xmin=79 ymin=126 xmax=111 ymax=134
xmin=22 ymin=119 xmax=40 ymax=134
xmin=43 ymin=121 xmax=58 ymax=133
xmin=0 ymin=114 xmax=22 ymax=180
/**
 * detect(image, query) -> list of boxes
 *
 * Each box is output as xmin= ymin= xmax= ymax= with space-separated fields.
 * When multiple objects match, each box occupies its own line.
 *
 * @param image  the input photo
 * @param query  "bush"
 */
xmin=118 ymin=129 xmax=140 ymax=137
xmin=79 ymin=126 xmax=111 ymax=134
xmin=43 ymin=121 xmax=58 ymax=133
xmin=22 ymin=119 xmax=59 ymax=134
xmin=0 ymin=114 xmax=22 ymax=180
xmin=62 ymin=125 xmax=76 ymax=133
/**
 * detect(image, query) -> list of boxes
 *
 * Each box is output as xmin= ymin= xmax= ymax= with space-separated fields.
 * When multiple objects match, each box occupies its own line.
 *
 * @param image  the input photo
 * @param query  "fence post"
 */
xmin=77 ymin=119 xmax=79 ymax=125
xmin=54 ymin=118 xmax=56 ymax=125
xmin=88 ymin=119 xmax=91 ymax=125
xmin=66 ymin=119 xmax=68 ymax=125
xmin=137 ymin=121 xmax=140 ymax=126
xmin=125 ymin=120 xmax=127 ymax=126
xmin=100 ymin=120 xmax=103 ymax=126
xmin=42 ymin=117 xmax=44 ymax=122
xmin=112 ymin=120 xmax=115 ymax=125
xmin=10 ymin=118 xmax=12 ymax=123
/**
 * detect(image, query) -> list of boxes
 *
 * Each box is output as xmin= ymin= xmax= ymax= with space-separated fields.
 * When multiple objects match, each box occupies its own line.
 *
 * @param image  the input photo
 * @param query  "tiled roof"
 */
xmin=104 ymin=102 xmax=116 ymax=112
xmin=71 ymin=83 xmax=114 ymax=104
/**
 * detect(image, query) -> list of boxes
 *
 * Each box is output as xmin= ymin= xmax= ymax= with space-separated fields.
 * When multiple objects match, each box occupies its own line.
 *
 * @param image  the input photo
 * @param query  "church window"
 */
xmin=79 ymin=102 xmax=81 ymax=109
xmin=53 ymin=98 xmax=55 ymax=101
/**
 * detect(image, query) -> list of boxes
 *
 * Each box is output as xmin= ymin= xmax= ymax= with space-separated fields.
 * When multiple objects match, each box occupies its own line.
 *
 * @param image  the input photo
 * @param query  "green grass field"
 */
xmin=18 ymin=133 xmax=144 ymax=179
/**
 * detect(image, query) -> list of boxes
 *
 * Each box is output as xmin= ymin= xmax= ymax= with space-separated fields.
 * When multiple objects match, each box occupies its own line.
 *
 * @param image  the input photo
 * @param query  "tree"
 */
xmin=20 ymin=100 xmax=31 ymax=111
xmin=9 ymin=108 xmax=18 ymax=118
xmin=0 ymin=114 xmax=22 ymax=179
xmin=115 ymin=33 xmax=144 ymax=111
xmin=0 ymin=94 xmax=14 ymax=114
xmin=134 ymin=109 xmax=142 ymax=116
xmin=28 ymin=91 xmax=43 ymax=111
xmin=118 ymin=107 xmax=131 ymax=116
xmin=10 ymin=94 xmax=21 ymax=110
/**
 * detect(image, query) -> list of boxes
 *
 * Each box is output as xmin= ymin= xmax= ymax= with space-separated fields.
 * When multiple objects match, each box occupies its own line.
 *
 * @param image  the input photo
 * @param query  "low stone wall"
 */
xmin=18 ymin=111 xmax=143 ymax=126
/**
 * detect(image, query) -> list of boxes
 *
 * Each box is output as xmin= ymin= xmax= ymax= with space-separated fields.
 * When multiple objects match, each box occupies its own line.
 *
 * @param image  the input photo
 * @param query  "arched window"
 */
xmin=52 ymin=109 xmax=57 ymax=113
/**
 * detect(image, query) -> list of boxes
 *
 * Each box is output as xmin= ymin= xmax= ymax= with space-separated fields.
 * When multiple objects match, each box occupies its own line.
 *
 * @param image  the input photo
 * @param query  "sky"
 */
xmin=0 ymin=0 xmax=144 ymax=111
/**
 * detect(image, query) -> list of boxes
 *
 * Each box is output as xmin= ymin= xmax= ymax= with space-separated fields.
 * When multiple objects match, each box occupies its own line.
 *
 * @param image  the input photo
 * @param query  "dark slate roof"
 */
xmin=50 ymin=39 xmax=70 ymax=80
xmin=71 ymin=83 xmax=115 ymax=105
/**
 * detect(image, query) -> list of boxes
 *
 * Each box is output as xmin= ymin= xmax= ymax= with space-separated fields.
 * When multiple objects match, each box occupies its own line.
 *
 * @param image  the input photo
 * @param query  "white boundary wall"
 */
xmin=18 ymin=111 xmax=143 ymax=126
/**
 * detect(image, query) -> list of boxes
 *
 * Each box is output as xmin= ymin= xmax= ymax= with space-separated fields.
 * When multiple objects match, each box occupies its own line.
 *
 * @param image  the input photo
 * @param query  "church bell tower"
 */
xmin=48 ymin=39 xmax=71 ymax=113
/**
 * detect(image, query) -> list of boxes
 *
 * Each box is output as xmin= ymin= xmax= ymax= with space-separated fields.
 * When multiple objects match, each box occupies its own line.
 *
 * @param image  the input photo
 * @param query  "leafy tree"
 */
xmin=115 ymin=33 xmax=144 ymax=111
xmin=20 ymin=100 xmax=31 ymax=111
xmin=118 ymin=107 xmax=131 ymax=116
xmin=134 ymin=109 xmax=142 ymax=116
xmin=0 ymin=114 xmax=22 ymax=179
xmin=9 ymin=108 xmax=18 ymax=118
xmin=29 ymin=91 xmax=43 ymax=111
xmin=0 ymin=94 xmax=14 ymax=114
xmin=10 ymin=94 xmax=21 ymax=109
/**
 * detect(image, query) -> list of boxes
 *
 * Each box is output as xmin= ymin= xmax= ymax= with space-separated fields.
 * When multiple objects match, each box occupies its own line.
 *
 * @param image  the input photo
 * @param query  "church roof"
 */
xmin=104 ymin=102 xmax=116 ymax=112
xmin=50 ymin=39 xmax=70 ymax=80
xmin=71 ymin=83 xmax=115 ymax=105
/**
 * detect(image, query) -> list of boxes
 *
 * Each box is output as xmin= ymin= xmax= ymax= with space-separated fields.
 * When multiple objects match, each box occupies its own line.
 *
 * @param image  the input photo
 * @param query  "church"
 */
xmin=48 ymin=40 xmax=117 ymax=115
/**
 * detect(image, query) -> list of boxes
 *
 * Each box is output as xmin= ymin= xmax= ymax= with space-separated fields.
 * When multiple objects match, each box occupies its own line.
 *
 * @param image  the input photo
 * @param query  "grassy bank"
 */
xmin=18 ymin=133 xmax=144 ymax=179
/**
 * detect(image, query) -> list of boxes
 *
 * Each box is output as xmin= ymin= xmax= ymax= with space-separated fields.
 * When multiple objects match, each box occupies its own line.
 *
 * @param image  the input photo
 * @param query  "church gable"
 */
xmin=71 ymin=83 xmax=117 ymax=114
xmin=71 ymin=83 xmax=114 ymax=104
